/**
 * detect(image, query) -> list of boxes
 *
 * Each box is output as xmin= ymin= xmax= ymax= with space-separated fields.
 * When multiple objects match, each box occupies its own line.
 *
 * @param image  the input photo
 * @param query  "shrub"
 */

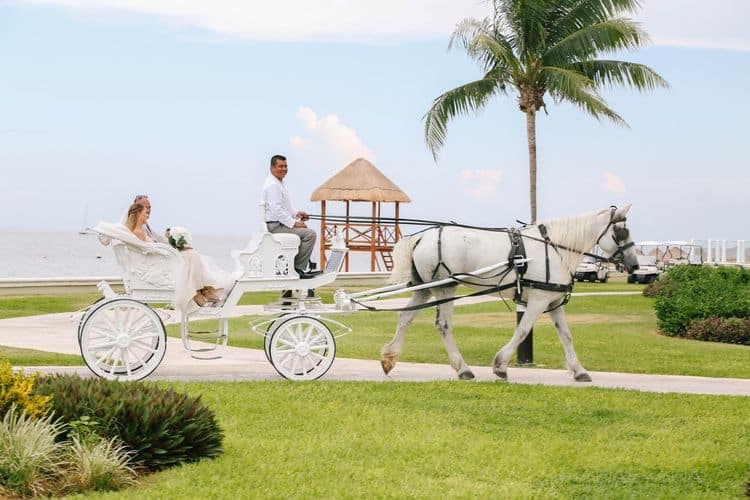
xmin=684 ymin=317 xmax=750 ymax=345
xmin=0 ymin=359 xmax=52 ymax=419
xmin=642 ymin=278 xmax=674 ymax=298
xmin=64 ymin=435 xmax=137 ymax=493
xmin=0 ymin=408 xmax=65 ymax=497
xmin=33 ymin=375 xmax=224 ymax=470
xmin=652 ymin=265 xmax=750 ymax=335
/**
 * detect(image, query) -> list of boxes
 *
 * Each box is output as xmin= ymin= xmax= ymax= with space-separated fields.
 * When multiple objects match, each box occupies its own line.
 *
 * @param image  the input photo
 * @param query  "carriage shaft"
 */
xmin=351 ymin=258 xmax=531 ymax=303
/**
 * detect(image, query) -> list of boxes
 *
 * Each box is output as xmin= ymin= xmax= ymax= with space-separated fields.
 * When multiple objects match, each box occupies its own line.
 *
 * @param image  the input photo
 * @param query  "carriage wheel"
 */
xmin=79 ymin=298 xmax=167 ymax=382
xmin=77 ymin=296 xmax=105 ymax=341
xmin=263 ymin=314 xmax=291 ymax=363
xmin=267 ymin=316 xmax=336 ymax=381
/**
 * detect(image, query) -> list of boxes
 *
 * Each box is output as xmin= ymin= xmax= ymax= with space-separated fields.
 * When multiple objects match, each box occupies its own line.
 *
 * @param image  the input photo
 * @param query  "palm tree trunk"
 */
xmin=525 ymin=109 xmax=538 ymax=224
xmin=518 ymin=109 xmax=538 ymax=365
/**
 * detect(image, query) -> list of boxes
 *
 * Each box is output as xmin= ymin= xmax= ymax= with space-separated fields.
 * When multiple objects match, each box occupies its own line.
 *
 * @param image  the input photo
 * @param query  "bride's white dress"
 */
xmin=175 ymin=248 xmax=233 ymax=312
xmin=95 ymin=221 xmax=233 ymax=313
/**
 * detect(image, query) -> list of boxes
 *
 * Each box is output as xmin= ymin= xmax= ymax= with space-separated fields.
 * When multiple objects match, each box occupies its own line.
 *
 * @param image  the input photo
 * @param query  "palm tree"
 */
xmin=425 ymin=0 xmax=669 ymax=223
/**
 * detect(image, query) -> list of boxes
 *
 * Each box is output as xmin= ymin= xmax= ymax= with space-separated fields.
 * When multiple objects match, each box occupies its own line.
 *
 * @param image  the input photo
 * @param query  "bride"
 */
xmin=124 ymin=203 xmax=231 ymax=310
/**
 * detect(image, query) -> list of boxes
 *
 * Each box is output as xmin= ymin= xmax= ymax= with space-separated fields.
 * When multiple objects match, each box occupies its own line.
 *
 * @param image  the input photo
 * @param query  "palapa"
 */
xmin=310 ymin=158 xmax=411 ymax=203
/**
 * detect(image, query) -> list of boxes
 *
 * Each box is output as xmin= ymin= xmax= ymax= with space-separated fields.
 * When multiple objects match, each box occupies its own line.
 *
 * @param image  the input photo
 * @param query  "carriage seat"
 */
xmin=233 ymin=232 xmax=301 ymax=280
xmin=94 ymin=223 xmax=181 ymax=303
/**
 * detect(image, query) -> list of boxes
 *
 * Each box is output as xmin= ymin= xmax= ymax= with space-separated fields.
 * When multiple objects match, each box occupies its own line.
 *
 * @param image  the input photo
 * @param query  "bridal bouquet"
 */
xmin=168 ymin=226 xmax=192 ymax=251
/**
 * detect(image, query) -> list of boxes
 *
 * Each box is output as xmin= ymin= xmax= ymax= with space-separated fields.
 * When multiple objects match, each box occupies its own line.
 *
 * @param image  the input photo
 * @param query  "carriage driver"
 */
xmin=262 ymin=154 xmax=321 ymax=279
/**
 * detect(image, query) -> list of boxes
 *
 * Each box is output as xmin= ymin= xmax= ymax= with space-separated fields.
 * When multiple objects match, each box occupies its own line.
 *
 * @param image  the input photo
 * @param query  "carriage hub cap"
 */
xmin=116 ymin=335 xmax=132 ymax=348
xmin=295 ymin=342 xmax=311 ymax=356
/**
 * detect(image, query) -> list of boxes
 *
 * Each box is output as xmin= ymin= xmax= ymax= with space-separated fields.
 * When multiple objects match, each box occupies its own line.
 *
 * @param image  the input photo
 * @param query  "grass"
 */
xmin=76 ymin=381 xmax=750 ymax=499
xmin=0 ymin=346 xmax=83 ymax=366
xmin=4 ymin=283 xmax=750 ymax=378
xmin=0 ymin=293 xmax=101 ymax=320
xmin=170 ymin=292 xmax=750 ymax=379
xmin=0 ymin=294 xmax=95 ymax=366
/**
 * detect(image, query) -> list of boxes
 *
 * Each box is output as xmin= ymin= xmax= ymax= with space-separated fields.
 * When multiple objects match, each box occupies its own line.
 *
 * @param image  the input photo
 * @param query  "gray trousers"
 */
xmin=266 ymin=222 xmax=316 ymax=271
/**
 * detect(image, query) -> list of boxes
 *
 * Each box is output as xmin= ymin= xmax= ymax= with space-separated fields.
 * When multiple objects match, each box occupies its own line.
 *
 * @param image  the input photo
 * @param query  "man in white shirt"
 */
xmin=262 ymin=154 xmax=319 ymax=279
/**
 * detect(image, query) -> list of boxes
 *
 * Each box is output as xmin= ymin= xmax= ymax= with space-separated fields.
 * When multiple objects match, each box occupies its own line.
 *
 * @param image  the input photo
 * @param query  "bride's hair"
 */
xmin=125 ymin=203 xmax=144 ymax=231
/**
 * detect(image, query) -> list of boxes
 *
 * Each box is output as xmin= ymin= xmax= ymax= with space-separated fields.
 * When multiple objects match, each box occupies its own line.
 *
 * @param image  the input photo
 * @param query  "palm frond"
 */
xmin=500 ymin=0 xmax=550 ymax=58
xmin=574 ymin=59 xmax=670 ymax=91
xmin=471 ymin=33 xmax=523 ymax=75
xmin=423 ymin=78 xmax=504 ymax=161
xmin=449 ymin=18 xmax=489 ymax=52
xmin=542 ymin=66 xmax=628 ymax=126
xmin=548 ymin=0 xmax=644 ymax=43
xmin=544 ymin=18 xmax=650 ymax=64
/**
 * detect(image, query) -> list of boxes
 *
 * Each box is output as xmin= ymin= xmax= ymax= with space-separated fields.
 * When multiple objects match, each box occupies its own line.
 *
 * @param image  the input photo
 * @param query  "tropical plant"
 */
xmin=424 ymin=0 xmax=669 ymax=222
xmin=64 ymin=435 xmax=136 ymax=493
xmin=0 ymin=407 xmax=65 ymax=497
xmin=34 ymin=375 xmax=224 ymax=470
xmin=0 ymin=359 xmax=52 ymax=419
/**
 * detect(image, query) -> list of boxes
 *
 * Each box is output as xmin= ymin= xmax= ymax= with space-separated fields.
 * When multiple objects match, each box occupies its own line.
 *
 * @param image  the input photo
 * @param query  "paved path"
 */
xmin=3 ymin=292 xmax=750 ymax=397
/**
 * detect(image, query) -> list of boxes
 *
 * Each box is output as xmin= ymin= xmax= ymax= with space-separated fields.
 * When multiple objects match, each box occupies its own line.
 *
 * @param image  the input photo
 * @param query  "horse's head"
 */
xmin=596 ymin=205 xmax=639 ymax=273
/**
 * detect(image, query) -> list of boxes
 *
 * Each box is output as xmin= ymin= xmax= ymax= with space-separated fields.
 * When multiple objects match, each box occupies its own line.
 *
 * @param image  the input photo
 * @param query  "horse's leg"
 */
xmin=380 ymin=289 xmax=431 ymax=375
xmin=492 ymin=298 xmax=548 ymax=380
xmin=433 ymin=288 xmax=474 ymax=380
xmin=548 ymin=306 xmax=591 ymax=382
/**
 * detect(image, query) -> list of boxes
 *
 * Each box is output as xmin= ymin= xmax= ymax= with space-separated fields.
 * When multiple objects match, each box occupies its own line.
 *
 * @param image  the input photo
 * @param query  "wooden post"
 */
xmin=320 ymin=200 xmax=327 ymax=269
xmin=395 ymin=202 xmax=400 ymax=241
xmin=345 ymin=200 xmax=350 ymax=272
xmin=370 ymin=202 xmax=376 ymax=271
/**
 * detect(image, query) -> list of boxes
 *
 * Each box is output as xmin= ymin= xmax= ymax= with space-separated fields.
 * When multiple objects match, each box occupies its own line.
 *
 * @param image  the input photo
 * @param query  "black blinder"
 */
xmin=613 ymin=225 xmax=629 ymax=243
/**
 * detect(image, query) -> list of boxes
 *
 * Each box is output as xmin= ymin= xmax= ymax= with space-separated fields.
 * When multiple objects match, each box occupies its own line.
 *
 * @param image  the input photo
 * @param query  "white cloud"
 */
xmin=637 ymin=0 xmax=750 ymax=52
xmin=289 ymin=135 xmax=310 ymax=150
xmin=601 ymin=172 xmax=626 ymax=194
xmin=460 ymin=169 xmax=502 ymax=200
xmin=18 ymin=0 xmax=490 ymax=42
xmin=15 ymin=0 xmax=750 ymax=50
xmin=292 ymin=106 xmax=374 ymax=163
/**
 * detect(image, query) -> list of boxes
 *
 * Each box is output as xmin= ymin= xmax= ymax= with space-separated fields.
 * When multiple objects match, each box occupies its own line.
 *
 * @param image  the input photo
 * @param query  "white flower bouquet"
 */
xmin=167 ymin=226 xmax=192 ymax=251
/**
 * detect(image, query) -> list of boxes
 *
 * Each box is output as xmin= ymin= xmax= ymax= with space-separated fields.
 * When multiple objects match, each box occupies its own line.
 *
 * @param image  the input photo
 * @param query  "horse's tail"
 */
xmin=388 ymin=235 xmax=422 ymax=284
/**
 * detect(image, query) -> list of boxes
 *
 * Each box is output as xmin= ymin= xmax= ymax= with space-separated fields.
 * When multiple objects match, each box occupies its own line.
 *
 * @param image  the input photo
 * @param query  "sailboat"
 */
xmin=78 ymin=204 xmax=91 ymax=235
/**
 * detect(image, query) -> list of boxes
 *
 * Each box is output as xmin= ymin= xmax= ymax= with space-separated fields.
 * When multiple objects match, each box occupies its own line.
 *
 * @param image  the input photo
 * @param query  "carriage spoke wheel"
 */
xmin=268 ymin=316 xmax=335 ymax=381
xmin=79 ymin=298 xmax=166 ymax=381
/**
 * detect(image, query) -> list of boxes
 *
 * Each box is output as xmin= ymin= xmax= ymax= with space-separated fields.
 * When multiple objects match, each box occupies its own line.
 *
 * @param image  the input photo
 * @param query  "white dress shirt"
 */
xmin=262 ymin=174 xmax=297 ymax=228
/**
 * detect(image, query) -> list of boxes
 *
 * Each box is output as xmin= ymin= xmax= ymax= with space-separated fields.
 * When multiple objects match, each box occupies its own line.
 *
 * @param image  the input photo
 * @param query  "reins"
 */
xmin=310 ymin=208 xmax=631 ymax=314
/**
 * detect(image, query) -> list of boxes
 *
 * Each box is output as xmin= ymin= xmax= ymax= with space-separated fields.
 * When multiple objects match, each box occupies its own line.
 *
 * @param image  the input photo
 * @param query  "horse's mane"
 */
xmin=542 ymin=208 xmax=605 ymax=276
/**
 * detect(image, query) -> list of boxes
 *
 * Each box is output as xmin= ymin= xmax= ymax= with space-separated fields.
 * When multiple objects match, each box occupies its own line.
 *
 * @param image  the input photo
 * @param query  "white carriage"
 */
xmin=78 ymin=204 xmax=633 ymax=384
xmin=78 ymin=215 xmax=350 ymax=382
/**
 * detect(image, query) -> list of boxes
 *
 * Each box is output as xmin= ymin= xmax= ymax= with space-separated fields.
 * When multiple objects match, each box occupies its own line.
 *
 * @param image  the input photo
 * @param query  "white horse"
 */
xmin=381 ymin=205 xmax=639 ymax=381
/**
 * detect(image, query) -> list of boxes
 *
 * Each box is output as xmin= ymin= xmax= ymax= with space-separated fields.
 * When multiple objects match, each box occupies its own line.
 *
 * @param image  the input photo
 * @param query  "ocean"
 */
xmin=0 ymin=230 xmax=250 ymax=278
xmin=1 ymin=230 xmax=746 ymax=279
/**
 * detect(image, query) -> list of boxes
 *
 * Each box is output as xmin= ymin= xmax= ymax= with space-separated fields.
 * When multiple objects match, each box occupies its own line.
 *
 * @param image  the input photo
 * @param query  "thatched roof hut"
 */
xmin=310 ymin=158 xmax=410 ymax=272
xmin=310 ymin=158 xmax=411 ymax=203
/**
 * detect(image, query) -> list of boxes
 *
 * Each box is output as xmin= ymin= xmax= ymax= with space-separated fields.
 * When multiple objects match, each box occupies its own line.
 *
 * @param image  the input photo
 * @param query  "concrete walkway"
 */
xmin=3 ymin=293 xmax=749 ymax=397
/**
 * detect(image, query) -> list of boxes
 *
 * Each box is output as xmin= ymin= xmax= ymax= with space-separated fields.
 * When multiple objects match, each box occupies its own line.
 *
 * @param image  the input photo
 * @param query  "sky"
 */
xmin=1 ymin=0 xmax=749 ymax=242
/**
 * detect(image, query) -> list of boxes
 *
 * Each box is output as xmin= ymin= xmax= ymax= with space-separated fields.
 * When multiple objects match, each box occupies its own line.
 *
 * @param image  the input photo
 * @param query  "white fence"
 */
xmin=700 ymin=240 xmax=749 ymax=267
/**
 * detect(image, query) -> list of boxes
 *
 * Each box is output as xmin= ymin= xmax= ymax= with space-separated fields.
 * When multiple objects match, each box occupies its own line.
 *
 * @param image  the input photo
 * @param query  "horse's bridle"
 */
xmin=593 ymin=206 xmax=635 ymax=268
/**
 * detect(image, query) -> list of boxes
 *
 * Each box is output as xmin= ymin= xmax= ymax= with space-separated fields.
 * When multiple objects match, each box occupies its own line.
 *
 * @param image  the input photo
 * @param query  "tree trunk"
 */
xmin=525 ymin=110 xmax=538 ymax=224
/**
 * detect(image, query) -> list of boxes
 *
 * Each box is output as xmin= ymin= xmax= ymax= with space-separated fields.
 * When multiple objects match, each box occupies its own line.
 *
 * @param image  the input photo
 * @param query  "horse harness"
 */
xmin=353 ymin=207 xmax=632 ymax=313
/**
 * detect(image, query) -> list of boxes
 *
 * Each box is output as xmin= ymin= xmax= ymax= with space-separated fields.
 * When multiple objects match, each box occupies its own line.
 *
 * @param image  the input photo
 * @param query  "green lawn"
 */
xmin=78 ymin=381 xmax=750 ymax=499
xmin=170 ymin=292 xmax=750 ymax=379
xmin=3 ymin=288 xmax=750 ymax=498
xmin=0 ymin=345 xmax=83 ymax=366
xmin=0 ymin=293 xmax=101 ymax=320
xmin=4 ymin=285 xmax=750 ymax=379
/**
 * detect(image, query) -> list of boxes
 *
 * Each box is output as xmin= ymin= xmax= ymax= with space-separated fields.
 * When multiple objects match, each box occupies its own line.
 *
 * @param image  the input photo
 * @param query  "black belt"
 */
xmin=266 ymin=221 xmax=279 ymax=224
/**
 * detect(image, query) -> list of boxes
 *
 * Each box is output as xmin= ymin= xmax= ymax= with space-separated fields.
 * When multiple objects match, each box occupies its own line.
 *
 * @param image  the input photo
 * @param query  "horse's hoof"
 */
xmin=380 ymin=359 xmax=394 ymax=375
xmin=458 ymin=370 xmax=475 ymax=380
xmin=574 ymin=372 xmax=592 ymax=382
xmin=492 ymin=367 xmax=508 ymax=380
